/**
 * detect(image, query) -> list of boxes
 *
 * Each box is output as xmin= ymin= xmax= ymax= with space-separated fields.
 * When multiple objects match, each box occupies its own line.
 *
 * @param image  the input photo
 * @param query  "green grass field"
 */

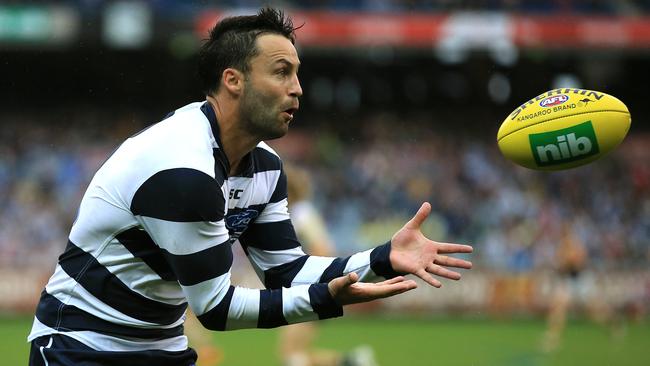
xmin=3 ymin=315 xmax=648 ymax=366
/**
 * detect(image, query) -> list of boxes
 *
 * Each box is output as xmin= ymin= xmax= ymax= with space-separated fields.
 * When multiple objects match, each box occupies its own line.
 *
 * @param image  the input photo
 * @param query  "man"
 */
xmin=28 ymin=8 xmax=473 ymax=366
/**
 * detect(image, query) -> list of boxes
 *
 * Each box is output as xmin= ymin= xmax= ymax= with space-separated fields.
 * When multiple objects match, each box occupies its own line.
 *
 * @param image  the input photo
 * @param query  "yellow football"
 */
xmin=497 ymin=89 xmax=631 ymax=170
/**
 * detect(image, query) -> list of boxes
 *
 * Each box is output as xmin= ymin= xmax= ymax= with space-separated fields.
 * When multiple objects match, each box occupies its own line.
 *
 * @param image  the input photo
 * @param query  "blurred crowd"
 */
xmin=268 ymin=0 xmax=650 ymax=14
xmin=0 ymin=110 xmax=142 ymax=269
xmin=19 ymin=0 xmax=650 ymax=14
xmin=1 ymin=110 xmax=648 ymax=274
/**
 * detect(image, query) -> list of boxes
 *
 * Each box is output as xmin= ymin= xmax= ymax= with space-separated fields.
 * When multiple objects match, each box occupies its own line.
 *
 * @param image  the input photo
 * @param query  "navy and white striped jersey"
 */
xmin=28 ymin=101 xmax=399 ymax=353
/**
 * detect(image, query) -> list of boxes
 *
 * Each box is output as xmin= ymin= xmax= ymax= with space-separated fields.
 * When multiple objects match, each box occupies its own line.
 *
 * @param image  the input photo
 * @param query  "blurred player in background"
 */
xmin=540 ymin=220 xmax=621 ymax=352
xmin=27 ymin=8 xmax=472 ymax=366
xmin=542 ymin=221 xmax=588 ymax=352
xmin=281 ymin=163 xmax=377 ymax=366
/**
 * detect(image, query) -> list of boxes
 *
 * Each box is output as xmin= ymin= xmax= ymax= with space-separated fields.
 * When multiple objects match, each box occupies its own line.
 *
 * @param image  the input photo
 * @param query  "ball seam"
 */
xmin=497 ymin=109 xmax=629 ymax=142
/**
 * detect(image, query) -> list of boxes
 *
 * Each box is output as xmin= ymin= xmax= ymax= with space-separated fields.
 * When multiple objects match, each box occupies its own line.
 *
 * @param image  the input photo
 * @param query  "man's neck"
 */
xmin=206 ymin=96 xmax=260 ymax=176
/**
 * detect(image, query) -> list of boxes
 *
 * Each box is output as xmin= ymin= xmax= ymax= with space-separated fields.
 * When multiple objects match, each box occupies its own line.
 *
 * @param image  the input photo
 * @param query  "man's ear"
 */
xmin=222 ymin=68 xmax=244 ymax=95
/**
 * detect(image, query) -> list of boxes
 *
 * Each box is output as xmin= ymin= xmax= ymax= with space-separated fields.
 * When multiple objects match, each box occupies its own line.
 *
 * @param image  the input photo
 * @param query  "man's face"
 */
xmin=239 ymin=33 xmax=302 ymax=140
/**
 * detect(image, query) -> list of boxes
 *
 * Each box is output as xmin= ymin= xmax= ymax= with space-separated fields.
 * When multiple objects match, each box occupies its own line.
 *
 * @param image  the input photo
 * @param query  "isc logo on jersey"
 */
xmin=529 ymin=121 xmax=600 ymax=166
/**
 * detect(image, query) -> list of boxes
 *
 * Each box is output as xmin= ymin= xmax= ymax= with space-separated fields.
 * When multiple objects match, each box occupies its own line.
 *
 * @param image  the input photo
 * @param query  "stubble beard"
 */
xmin=239 ymin=83 xmax=287 ymax=141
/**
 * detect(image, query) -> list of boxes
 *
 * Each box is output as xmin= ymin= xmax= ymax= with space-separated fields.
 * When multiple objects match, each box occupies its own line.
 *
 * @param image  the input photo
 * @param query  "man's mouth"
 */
xmin=284 ymin=107 xmax=298 ymax=117
xmin=282 ymin=107 xmax=298 ymax=121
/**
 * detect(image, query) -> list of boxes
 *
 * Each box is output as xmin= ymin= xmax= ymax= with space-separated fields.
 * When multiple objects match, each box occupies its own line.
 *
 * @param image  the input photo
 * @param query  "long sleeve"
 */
xmin=239 ymin=167 xmax=403 ymax=290
xmin=132 ymin=167 xmax=343 ymax=331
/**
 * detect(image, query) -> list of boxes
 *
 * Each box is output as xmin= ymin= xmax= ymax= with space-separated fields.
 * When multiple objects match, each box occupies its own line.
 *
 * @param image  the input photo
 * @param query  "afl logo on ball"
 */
xmin=540 ymin=95 xmax=569 ymax=108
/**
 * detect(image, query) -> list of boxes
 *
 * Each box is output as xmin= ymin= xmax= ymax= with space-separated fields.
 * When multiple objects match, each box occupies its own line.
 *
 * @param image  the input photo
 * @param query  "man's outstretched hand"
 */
xmin=327 ymin=202 xmax=472 ymax=305
xmin=390 ymin=202 xmax=473 ymax=288
xmin=328 ymin=272 xmax=417 ymax=306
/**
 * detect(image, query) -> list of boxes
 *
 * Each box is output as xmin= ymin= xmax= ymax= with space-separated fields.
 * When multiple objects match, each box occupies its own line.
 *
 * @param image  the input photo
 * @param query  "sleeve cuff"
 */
xmin=308 ymin=283 xmax=343 ymax=320
xmin=369 ymin=241 xmax=404 ymax=279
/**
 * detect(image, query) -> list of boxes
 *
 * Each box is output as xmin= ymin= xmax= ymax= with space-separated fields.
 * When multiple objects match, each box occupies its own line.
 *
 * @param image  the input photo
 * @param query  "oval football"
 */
xmin=497 ymin=89 xmax=631 ymax=171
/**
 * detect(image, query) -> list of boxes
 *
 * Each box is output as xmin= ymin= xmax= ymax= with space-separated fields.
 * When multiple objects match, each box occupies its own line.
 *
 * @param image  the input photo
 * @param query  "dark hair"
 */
xmin=197 ymin=7 xmax=297 ymax=96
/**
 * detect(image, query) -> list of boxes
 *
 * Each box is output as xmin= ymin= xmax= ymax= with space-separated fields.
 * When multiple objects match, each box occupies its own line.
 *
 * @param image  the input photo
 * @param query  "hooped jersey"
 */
xmin=28 ymin=101 xmax=398 ymax=352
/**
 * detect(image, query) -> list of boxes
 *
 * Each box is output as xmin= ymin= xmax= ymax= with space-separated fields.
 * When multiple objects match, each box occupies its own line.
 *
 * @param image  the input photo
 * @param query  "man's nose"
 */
xmin=289 ymin=75 xmax=302 ymax=98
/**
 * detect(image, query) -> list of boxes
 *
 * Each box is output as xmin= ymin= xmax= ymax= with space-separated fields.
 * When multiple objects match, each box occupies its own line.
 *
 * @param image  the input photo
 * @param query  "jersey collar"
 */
xmin=201 ymin=101 xmax=231 ymax=175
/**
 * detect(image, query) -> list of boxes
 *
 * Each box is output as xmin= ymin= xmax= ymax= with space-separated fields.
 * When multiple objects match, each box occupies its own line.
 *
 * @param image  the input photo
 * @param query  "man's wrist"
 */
xmin=369 ymin=241 xmax=405 ymax=279
xmin=309 ymin=283 xmax=344 ymax=320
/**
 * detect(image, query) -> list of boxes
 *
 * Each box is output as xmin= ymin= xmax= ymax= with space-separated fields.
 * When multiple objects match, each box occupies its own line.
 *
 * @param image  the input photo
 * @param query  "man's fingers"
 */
xmin=436 ymin=243 xmax=473 ymax=254
xmin=426 ymin=264 xmax=461 ymax=280
xmin=331 ymin=274 xmax=418 ymax=305
xmin=377 ymin=276 xmax=406 ymax=286
xmin=414 ymin=269 xmax=442 ymax=288
xmin=434 ymin=255 xmax=473 ymax=269
xmin=404 ymin=202 xmax=431 ymax=230
xmin=367 ymin=280 xmax=418 ymax=298
xmin=347 ymin=279 xmax=417 ymax=302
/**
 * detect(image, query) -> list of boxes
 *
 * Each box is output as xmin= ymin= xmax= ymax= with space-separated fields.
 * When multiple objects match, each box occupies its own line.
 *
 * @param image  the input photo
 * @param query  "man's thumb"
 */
xmin=405 ymin=202 xmax=431 ymax=229
xmin=337 ymin=272 xmax=359 ymax=289
xmin=329 ymin=272 xmax=359 ymax=298
xmin=346 ymin=272 xmax=359 ymax=284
